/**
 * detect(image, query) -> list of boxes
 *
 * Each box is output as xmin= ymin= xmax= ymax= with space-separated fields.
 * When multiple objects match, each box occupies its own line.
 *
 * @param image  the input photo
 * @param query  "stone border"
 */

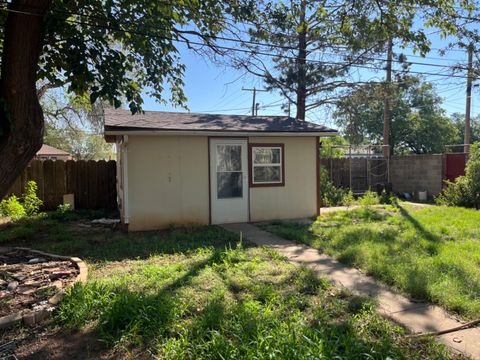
xmin=0 ymin=248 xmax=88 ymax=329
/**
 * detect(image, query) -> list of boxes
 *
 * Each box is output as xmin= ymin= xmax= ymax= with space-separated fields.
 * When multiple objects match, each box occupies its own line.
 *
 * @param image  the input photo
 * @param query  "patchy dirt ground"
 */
xmin=1 ymin=323 xmax=113 ymax=360
xmin=0 ymin=214 xmax=125 ymax=359
xmin=0 ymin=249 xmax=79 ymax=318
xmin=0 ymin=320 xmax=157 ymax=360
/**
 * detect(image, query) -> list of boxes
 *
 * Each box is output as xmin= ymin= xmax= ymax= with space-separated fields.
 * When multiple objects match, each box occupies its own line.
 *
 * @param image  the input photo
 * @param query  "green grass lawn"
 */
xmin=0 ymin=214 xmax=458 ymax=359
xmin=262 ymin=204 xmax=480 ymax=320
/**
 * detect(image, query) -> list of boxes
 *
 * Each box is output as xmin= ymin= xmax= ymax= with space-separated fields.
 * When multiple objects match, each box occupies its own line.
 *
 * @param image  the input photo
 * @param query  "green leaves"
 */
xmin=43 ymin=122 xmax=115 ymax=160
xmin=31 ymin=0 xmax=254 ymax=112
xmin=235 ymin=0 xmax=468 ymax=120
xmin=334 ymin=76 xmax=458 ymax=154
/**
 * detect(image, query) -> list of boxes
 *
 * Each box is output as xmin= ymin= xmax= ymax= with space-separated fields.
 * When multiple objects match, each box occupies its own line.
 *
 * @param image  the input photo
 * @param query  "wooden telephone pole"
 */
xmin=464 ymin=44 xmax=474 ymax=153
xmin=383 ymin=37 xmax=393 ymax=158
xmin=242 ymin=87 xmax=267 ymax=116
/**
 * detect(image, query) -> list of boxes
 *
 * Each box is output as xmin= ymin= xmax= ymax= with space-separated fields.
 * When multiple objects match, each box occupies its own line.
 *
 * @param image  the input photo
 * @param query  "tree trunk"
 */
xmin=295 ymin=0 xmax=307 ymax=121
xmin=0 ymin=0 xmax=52 ymax=199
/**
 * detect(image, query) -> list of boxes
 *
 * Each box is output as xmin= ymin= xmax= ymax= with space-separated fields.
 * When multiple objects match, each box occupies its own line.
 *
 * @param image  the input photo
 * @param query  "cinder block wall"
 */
xmin=390 ymin=154 xmax=443 ymax=197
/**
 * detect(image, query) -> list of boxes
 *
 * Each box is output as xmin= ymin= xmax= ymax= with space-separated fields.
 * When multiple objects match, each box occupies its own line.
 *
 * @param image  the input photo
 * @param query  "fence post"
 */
xmin=349 ymin=146 xmax=352 ymax=191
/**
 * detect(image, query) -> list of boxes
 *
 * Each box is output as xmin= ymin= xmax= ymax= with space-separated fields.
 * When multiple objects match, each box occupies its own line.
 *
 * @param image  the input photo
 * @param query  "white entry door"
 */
xmin=210 ymin=139 xmax=249 ymax=224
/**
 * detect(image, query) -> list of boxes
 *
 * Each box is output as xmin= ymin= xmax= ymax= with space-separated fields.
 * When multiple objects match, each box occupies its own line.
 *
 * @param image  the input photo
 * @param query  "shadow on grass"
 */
xmin=0 ymin=212 xmax=247 ymax=262
xmin=52 ymin=249 xmax=448 ymax=360
xmin=263 ymin=208 xmax=442 ymax=306
xmin=59 ymin=251 xmax=224 ymax=345
xmin=397 ymin=204 xmax=441 ymax=245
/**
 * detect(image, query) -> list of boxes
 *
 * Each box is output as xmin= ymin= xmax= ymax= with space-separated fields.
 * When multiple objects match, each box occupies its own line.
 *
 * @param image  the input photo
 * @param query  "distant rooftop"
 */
xmin=37 ymin=144 xmax=71 ymax=156
xmin=104 ymin=109 xmax=337 ymax=135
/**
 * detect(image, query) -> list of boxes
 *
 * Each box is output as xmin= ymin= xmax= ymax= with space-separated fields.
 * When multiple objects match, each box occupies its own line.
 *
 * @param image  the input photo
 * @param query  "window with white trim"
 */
xmin=251 ymin=145 xmax=283 ymax=185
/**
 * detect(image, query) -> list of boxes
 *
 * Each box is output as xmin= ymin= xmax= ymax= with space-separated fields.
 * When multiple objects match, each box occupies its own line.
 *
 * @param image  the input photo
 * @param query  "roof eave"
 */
xmin=104 ymin=128 xmax=338 ymax=137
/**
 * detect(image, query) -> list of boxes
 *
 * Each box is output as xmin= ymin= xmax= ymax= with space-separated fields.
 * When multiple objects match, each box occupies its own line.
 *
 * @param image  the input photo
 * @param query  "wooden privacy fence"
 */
xmin=7 ymin=160 xmax=117 ymax=211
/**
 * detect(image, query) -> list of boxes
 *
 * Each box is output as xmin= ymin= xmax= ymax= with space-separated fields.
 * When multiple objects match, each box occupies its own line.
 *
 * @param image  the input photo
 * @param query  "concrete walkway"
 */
xmin=222 ymin=223 xmax=480 ymax=359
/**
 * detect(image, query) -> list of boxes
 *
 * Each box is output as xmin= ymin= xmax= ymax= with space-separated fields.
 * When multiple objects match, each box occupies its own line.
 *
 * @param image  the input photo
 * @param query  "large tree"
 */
xmin=230 ymin=0 xmax=467 ymax=121
xmin=40 ymin=82 xmax=114 ymax=160
xmin=44 ymin=122 xmax=114 ymax=160
xmin=451 ymin=112 xmax=480 ymax=146
xmin=334 ymin=76 xmax=459 ymax=154
xmin=0 ymin=0 xmax=253 ymax=198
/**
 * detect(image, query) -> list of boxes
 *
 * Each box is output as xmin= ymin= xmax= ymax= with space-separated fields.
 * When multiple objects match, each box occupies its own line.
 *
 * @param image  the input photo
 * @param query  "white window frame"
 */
xmin=250 ymin=145 xmax=284 ymax=186
xmin=215 ymin=144 xmax=243 ymax=199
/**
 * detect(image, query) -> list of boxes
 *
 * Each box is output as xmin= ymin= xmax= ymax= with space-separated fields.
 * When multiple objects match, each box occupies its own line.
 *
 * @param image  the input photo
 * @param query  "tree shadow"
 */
xmin=397 ymin=204 xmax=441 ymax=247
xmin=59 ymin=251 xmax=225 ymax=348
xmin=15 ymin=242 xmax=451 ymax=359
xmin=0 ymin=214 xmax=249 ymax=263
xmin=265 ymin=208 xmax=448 ymax=305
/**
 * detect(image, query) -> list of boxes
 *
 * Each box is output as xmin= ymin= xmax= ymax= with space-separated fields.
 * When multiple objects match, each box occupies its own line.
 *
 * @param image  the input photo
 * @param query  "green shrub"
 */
xmin=48 ymin=203 xmax=79 ymax=221
xmin=22 ymin=181 xmax=43 ymax=216
xmin=378 ymin=189 xmax=397 ymax=205
xmin=320 ymin=166 xmax=354 ymax=207
xmin=57 ymin=203 xmax=72 ymax=214
xmin=0 ymin=195 xmax=26 ymax=219
xmin=435 ymin=177 xmax=471 ymax=207
xmin=0 ymin=181 xmax=42 ymax=220
xmin=436 ymin=143 xmax=480 ymax=208
xmin=358 ymin=191 xmax=380 ymax=207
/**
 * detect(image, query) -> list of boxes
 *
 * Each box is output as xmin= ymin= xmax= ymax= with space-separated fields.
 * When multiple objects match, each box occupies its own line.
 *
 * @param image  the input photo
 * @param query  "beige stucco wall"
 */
xmin=115 ymin=141 xmax=125 ymax=225
xmin=121 ymin=134 xmax=318 ymax=230
xmin=249 ymin=136 xmax=317 ymax=222
xmin=126 ymin=135 xmax=209 ymax=231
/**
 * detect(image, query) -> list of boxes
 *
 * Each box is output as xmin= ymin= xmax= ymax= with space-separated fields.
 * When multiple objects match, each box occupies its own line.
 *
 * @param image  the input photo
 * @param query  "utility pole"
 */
xmin=383 ymin=37 xmax=393 ymax=158
xmin=242 ymin=87 xmax=267 ymax=116
xmin=255 ymin=103 xmax=260 ymax=116
xmin=465 ymin=43 xmax=473 ymax=153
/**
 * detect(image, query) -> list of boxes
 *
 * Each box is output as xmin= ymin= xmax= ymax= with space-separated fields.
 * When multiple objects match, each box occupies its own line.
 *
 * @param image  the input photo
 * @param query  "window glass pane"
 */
xmin=216 ymin=145 xmax=242 ymax=171
xmin=253 ymin=166 xmax=281 ymax=183
xmin=253 ymin=148 xmax=280 ymax=164
xmin=217 ymin=172 xmax=243 ymax=198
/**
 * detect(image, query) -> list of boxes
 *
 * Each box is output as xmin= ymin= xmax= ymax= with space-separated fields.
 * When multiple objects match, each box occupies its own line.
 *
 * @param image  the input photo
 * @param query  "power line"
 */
xmin=58 ymin=4 xmax=474 ymax=71
xmin=1 ymin=2 xmax=474 ymax=74
xmin=55 ymin=17 xmax=480 ymax=80
xmin=435 ymin=85 xmax=467 ymax=94
xmin=227 ymin=11 xmax=475 ymax=54
xmin=195 ymin=105 xmax=252 ymax=113
xmin=1 ymin=4 xmax=477 ymax=83
xmin=313 ymin=49 xmax=471 ymax=71
xmin=194 ymin=97 xmax=286 ymax=114
xmin=402 ymin=52 xmax=468 ymax=62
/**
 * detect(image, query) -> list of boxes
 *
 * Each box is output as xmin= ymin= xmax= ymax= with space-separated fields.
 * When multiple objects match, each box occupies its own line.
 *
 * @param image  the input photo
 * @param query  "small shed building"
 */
xmin=104 ymin=109 xmax=337 ymax=231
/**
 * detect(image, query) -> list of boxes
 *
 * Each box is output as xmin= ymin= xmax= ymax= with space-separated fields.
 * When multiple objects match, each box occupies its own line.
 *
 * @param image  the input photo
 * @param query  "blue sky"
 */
xmin=141 ymin=30 xmax=479 ymax=130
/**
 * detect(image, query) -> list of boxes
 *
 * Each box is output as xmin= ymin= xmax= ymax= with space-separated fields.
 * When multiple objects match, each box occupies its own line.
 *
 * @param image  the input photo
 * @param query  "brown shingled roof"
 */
xmin=104 ymin=109 xmax=337 ymax=134
xmin=36 ymin=144 xmax=71 ymax=156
